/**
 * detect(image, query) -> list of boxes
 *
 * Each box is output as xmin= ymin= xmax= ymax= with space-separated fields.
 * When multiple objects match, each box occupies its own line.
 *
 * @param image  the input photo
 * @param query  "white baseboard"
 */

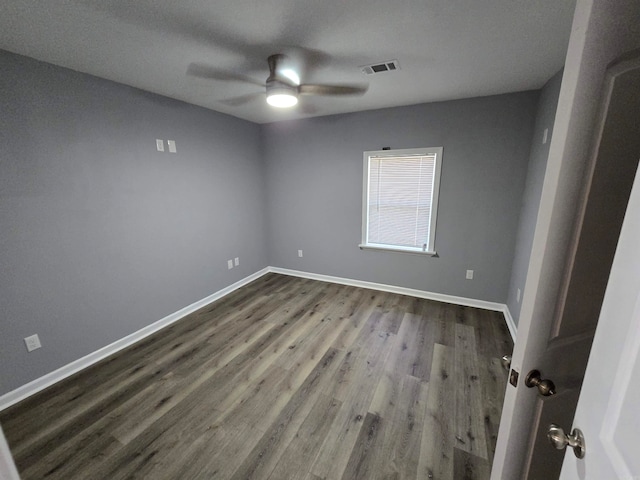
xmin=501 ymin=305 xmax=518 ymax=342
xmin=269 ymin=267 xmax=508 ymax=313
xmin=1 ymin=265 xmax=516 ymax=411
xmin=0 ymin=268 xmax=270 ymax=412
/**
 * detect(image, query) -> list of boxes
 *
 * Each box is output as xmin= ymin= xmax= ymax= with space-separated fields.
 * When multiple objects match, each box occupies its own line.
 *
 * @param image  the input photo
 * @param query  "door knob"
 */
xmin=501 ymin=354 xmax=512 ymax=372
xmin=525 ymin=369 xmax=556 ymax=396
xmin=548 ymin=424 xmax=586 ymax=458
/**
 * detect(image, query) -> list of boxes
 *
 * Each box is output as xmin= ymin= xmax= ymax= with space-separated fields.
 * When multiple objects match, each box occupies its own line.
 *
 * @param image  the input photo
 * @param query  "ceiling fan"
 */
xmin=188 ymin=53 xmax=368 ymax=109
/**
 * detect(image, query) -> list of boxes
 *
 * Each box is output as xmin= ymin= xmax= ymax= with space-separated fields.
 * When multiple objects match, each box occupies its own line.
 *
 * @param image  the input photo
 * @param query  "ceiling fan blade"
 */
xmin=187 ymin=63 xmax=264 ymax=87
xmin=219 ymin=92 xmax=264 ymax=107
xmin=298 ymin=84 xmax=368 ymax=96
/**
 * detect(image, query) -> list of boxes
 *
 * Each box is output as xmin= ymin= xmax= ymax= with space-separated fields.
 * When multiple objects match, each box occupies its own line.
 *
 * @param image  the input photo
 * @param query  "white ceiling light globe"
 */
xmin=266 ymin=92 xmax=298 ymax=108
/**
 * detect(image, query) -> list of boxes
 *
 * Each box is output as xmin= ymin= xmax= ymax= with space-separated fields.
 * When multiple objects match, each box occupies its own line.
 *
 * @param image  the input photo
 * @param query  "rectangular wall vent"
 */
xmin=360 ymin=60 xmax=400 ymax=75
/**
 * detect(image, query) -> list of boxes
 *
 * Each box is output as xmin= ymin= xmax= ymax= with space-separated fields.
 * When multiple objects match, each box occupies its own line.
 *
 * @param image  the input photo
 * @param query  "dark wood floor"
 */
xmin=0 ymin=273 xmax=513 ymax=479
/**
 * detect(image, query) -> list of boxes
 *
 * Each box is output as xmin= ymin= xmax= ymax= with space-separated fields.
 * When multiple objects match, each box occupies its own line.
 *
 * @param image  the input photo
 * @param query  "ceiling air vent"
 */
xmin=360 ymin=60 xmax=400 ymax=75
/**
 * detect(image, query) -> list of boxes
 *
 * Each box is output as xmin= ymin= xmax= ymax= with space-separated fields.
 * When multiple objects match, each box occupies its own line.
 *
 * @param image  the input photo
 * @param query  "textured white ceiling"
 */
xmin=0 ymin=0 xmax=576 ymax=124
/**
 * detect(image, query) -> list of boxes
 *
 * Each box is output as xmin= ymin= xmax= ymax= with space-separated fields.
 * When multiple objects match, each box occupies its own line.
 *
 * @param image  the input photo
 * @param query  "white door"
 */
xmin=559 ymin=156 xmax=640 ymax=478
xmin=491 ymin=0 xmax=640 ymax=477
xmin=0 ymin=426 xmax=20 ymax=480
xmin=525 ymin=46 xmax=640 ymax=480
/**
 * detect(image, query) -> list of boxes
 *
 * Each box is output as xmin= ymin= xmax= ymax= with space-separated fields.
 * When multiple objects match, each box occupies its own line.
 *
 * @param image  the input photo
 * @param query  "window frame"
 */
xmin=360 ymin=146 xmax=443 ymax=256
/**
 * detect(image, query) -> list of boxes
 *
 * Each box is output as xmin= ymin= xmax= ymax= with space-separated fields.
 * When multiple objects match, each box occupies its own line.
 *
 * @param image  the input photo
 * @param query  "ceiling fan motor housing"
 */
xmin=266 ymin=78 xmax=297 ymax=96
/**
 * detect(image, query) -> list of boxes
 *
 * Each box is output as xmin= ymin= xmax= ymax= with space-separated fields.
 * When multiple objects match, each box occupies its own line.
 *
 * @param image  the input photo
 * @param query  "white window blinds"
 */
xmin=362 ymin=148 xmax=442 ymax=254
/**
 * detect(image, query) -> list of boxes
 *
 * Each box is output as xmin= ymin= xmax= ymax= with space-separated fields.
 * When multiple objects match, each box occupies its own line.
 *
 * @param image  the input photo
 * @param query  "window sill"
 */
xmin=358 ymin=244 xmax=438 ymax=257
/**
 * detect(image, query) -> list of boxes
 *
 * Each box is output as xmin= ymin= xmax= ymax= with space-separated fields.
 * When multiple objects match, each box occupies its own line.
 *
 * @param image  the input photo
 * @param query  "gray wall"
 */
xmin=263 ymin=93 xmax=538 ymax=302
xmin=0 ymin=51 xmax=268 ymax=395
xmin=506 ymin=71 xmax=563 ymax=326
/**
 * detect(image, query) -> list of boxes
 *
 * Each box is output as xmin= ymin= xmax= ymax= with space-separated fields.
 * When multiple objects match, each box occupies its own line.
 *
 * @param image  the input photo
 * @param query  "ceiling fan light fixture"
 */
xmin=266 ymin=80 xmax=298 ymax=108
xmin=266 ymin=92 xmax=298 ymax=108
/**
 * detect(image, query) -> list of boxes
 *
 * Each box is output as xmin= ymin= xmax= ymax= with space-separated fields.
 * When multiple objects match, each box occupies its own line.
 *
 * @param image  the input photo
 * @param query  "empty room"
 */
xmin=1 ymin=0 xmax=639 ymax=479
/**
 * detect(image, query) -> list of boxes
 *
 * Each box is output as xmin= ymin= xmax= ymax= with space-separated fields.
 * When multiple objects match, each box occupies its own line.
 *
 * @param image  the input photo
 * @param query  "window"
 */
xmin=360 ymin=147 xmax=443 ymax=255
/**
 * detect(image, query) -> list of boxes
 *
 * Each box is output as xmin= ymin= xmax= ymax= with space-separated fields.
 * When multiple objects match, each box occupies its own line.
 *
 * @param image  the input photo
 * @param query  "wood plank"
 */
xmin=453 ymin=447 xmax=492 ymax=480
xmin=217 ymin=365 xmax=294 ymax=432
xmin=260 ymin=279 xmax=335 ymax=324
xmin=130 ymin=418 xmax=233 ymax=480
xmin=266 ymin=394 xmax=341 ymax=480
xmin=274 ymin=285 xmax=364 ymax=373
xmin=330 ymin=289 xmax=384 ymax=351
xmin=19 ymin=431 xmax=122 ymax=480
xmin=365 ymin=292 xmax=412 ymax=335
xmin=418 ymin=343 xmax=455 ymax=479
xmin=182 ymin=324 xmax=309 ymax=423
xmin=483 ymin=308 xmax=514 ymax=357
xmin=205 ymin=286 xmax=344 ymax=419
xmin=73 ymin=397 xmax=230 ymax=479
xmin=331 ymin=323 xmax=394 ymax=403
xmin=384 ymin=375 xmax=429 ymax=479
xmin=173 ymin=421 xmax=263 ymax=480
xmin=309 ymin=325 xmax=395 ymax=479
xmin=108 ymin=319 xmax=283 ymax=445
xmin=385 ymin=312 xmax=435 ymax=381
xmin=436 ymin=301 xmax=459 ymax=347
xmin=479 ymin=356 xmax=507 ymax=461
xmin=453 ymin=323 xmax=488 ymax=459
xmin=225 ymin=347 xmax=347 ymax=479
xmin=105 ymin=413 xmax=237 ymax=480
xmin=339 ymin=412 xmax=384 ymax=480
xmin=364 ymin=373 xmax=429 ymax=479
xmin=461 ymin=307 xmax=512 ymax=359
xmin=368 ymin=370 xmax=402 ymax=418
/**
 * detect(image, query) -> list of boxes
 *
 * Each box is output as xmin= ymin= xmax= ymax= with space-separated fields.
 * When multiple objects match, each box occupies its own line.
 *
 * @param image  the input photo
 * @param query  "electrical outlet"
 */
xmin=466 ymin=269 xmax=474 ymax=280
xmin=24 ymin=334 xmax=41 ymax=352
xmin=167 ymin=140 xmax=177 ymax=153
xmin=234 ymin=257 xmax=239 ymax=266
xmin=156 ymin=139 xmax=165 ymax=152
xmin=517 ymin=288 xmax=521 ymax=303
xmin=227 ymin=259 xmax=233 ymax=270
xmin=298 ymin=250 xmax=303 ymax=258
